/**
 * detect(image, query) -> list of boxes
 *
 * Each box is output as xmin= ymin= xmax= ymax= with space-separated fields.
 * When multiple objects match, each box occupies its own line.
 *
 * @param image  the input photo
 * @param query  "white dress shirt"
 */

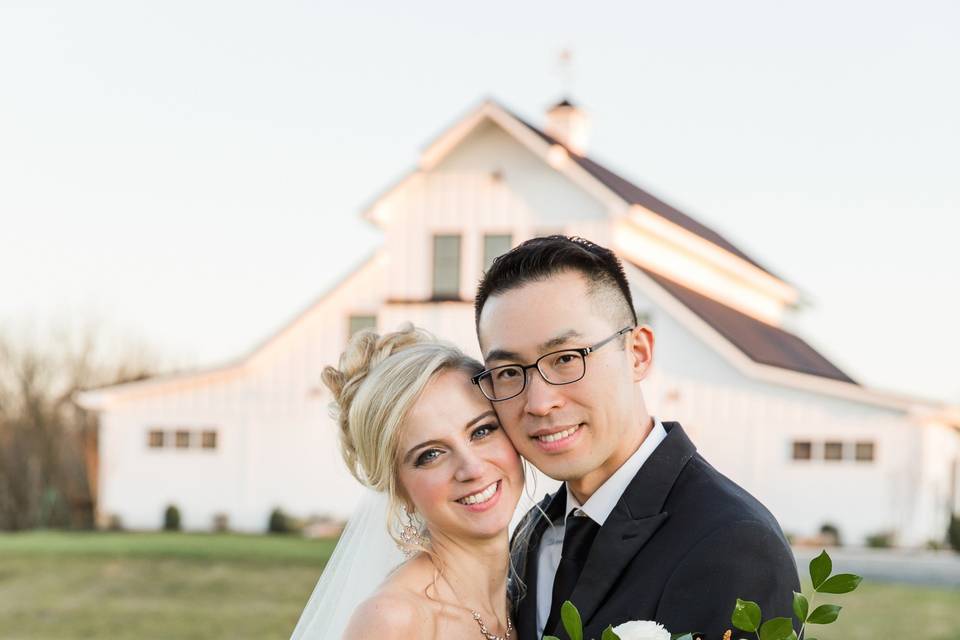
xmin=535 ymin=418 xmax=668 ymax=639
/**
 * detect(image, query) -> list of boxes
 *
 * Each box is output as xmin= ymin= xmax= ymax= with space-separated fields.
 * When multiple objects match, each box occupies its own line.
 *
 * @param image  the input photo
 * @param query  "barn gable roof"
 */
xmin=79 ymin=97 xmax=948 ymax=414
xmin=510 ymin=110 xmax=776 ymax=278
xmin=636 ymin=266 xmax=855 ymax=383
xmin=76 ymin=252 xmax=383 ymax=408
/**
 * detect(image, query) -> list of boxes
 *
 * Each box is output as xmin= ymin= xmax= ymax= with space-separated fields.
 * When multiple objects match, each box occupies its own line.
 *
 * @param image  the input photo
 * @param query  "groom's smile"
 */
xmin=531 ymin=423 xmax=584 ymax=452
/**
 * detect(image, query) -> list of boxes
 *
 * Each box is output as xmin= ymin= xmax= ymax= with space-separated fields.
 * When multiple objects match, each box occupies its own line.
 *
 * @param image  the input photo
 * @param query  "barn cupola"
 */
xmin=545 ymin=97 xmax=591 ymax=156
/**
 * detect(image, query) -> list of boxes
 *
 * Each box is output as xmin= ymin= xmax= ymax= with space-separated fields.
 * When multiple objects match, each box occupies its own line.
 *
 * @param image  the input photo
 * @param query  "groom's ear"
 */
xmin=627 ymin=326 xmax=655 ymax=382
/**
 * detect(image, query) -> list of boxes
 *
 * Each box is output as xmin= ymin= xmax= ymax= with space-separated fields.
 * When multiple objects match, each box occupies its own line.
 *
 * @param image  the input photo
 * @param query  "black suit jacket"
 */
xmin=510 ymin=422 xmax=800 ymax=640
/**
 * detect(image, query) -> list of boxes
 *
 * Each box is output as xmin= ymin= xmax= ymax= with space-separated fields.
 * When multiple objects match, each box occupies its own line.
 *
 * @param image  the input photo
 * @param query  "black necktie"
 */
xmin=545 ymin=511 xmax=600 ymax=635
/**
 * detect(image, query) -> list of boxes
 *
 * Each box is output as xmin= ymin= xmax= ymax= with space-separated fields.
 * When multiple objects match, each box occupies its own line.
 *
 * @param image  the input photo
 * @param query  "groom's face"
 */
xmin=477 ymin=270 xmax=653 ymax=487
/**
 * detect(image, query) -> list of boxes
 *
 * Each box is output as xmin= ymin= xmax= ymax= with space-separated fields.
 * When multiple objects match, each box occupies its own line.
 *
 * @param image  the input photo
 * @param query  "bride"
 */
xmin=291 ymin=326 xmax=525 ymax=639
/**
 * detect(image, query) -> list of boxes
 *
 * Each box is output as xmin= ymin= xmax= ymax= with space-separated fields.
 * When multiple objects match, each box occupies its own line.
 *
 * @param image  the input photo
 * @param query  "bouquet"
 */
xmin=545 ymin=549 xmax=861 ymax=640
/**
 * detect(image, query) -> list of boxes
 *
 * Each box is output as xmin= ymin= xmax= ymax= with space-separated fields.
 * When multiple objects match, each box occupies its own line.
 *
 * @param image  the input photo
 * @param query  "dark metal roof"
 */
xmin=639 ymin=266 xmax=855 ymax=384
xmin=511 ymin=111 xmax=776 ymax=277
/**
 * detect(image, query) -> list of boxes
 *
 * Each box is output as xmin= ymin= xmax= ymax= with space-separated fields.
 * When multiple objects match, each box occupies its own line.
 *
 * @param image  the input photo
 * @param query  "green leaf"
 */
xmin=816 ymin=574 xmax=862 ymax=594
xmin=784 ymin=632 xmax=798 ymax=640
xmin=759 ymin=617 xmax=795 ymax=640
xmin=671 ymin=635 xmax=694 ymax=640
xmin=560 ymin=600 xmax=583 ymax=640
xmin=731 ymin=598 xmax=762 ymax=632
xmin=601 ymin=626 xmax=621 ymax=640
xmin=792 ymin=591 xmax=809 ymax=622
xmin=809 ymin=550 xmax=832 ymax=589
xmin=543 ymin=637 xmax=561 ymax=640
xmin=807 ymin=604 xmax=842 ymax=624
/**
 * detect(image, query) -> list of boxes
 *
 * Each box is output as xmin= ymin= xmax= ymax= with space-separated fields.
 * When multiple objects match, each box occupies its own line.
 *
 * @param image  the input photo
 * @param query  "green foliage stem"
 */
xmin=561 ymin=600 xmax=584 ymax=640
xmin=796 ymin=550 xmax=861 ymax=640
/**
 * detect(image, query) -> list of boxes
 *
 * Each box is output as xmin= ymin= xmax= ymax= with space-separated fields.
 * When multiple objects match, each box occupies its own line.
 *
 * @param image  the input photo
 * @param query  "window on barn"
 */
xmin=791 ymin=440 xmax=812 ymax=461
xmin=482 ymin=234 xmax=512 ymax=273
xmin=855 ymin=441 xmax=875 ymax=462
xmin=148 ymin=430 xmax=165 ymax=449
xmin=824 ymin=441 xmax=844 ymax=461
xmin=432 ymin=234 xmax=461 ymax=299
xmin=201 ymin=430 xmax=218 ymax=450
xmin=348 ymin=314 xmax=376 ymax=338
xmin=175 ymin=430 xmax=191 ymax=449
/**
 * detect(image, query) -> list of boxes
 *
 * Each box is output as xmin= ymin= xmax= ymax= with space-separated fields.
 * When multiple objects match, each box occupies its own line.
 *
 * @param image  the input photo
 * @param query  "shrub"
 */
xmin=212 ymin=513 xmax=230 ymax=532
xmin=819 ymin=522 xmax=842 ymax=546
xmin=163 ymin=504 xmax=181 ymax=531
xmin=865 ymin=531 xmax=895 ymax=548
xmin=105 ymin=513 xmax=124 ymax=531
xmin=948 ymin=514 xmax=960 ymax=553
xmin=268 ymin=507 xmax=290 ymax=534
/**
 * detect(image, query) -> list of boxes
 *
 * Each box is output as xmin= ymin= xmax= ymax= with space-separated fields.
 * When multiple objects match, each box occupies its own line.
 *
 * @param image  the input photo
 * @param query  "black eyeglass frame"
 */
xmin=471 ymin=326 xmax=635 ymax=402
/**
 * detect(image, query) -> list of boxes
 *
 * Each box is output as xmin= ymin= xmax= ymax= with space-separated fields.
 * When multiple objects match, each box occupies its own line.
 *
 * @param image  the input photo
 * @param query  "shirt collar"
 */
xmin=564 ymin=417 xmax=668 ymax=526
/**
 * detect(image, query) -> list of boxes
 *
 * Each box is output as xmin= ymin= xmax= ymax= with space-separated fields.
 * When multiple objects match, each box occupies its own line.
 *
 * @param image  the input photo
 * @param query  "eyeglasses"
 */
xmin=471 ymin=326 xmax=634 ymax=402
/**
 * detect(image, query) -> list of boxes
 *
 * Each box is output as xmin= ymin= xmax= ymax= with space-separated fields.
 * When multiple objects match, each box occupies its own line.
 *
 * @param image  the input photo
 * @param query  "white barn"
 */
xmin=78 ymin=98 xmax=960 ymax=547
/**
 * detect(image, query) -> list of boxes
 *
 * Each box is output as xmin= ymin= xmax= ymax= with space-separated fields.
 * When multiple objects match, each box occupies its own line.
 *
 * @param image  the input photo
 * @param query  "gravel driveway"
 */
xmin=793 ymin=547 xmax=960 ymax=588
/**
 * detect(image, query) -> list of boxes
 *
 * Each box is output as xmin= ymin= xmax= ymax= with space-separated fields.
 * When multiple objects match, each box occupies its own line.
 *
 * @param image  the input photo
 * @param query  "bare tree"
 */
xmin=0 ymin=324 xmax=158 ymax=531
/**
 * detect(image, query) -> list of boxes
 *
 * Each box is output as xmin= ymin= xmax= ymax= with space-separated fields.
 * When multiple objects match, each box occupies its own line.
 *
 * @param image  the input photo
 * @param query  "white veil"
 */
xmin=290 ymin=488 xmax=406 ymax=640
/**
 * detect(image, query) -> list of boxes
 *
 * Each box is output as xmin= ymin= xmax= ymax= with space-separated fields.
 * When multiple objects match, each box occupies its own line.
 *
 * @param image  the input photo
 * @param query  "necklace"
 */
xmin=436 ymin=564 xmax=512 ymax=639
xmin=471 ymin=609 xmax=512 ymax=640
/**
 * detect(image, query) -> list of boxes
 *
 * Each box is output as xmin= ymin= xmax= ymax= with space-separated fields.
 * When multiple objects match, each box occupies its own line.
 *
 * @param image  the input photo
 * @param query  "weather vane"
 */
xmin=558 ymin=48 xmax=574 ymax=98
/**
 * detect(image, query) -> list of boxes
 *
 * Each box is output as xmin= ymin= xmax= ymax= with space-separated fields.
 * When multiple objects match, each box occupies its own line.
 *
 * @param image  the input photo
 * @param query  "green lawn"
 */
xmin=1 ymin=532 xmax=958 ymax=639
xmin=0 ymin=532 xmax=333 ymax=640
xmin=794 ymin=580 xmax=960 ymax=640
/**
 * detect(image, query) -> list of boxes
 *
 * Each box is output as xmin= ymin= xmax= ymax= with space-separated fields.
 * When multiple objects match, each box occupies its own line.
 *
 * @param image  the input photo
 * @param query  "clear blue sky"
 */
xmin=1 ymin=1 xmax=957 ymax=403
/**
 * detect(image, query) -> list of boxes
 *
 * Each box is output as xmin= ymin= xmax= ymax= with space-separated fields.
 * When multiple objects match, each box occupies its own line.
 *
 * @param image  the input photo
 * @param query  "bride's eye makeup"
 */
xmin=412 ymin=423 xmax=500 ymax=467
xmin=470 ymin=423 xmax=499 ymax=440
xmin=414 ymin=448 xmax=443 ymax=467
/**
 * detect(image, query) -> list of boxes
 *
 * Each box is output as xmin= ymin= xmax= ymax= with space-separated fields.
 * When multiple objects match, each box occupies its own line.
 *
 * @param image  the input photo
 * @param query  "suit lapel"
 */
xmin=514 ymin=485 xmax=567 ymax=640
xmin=547 ymin=422 xmax=697 ymax=636
xmin=561 ymin=512 xmax=669 ymax=633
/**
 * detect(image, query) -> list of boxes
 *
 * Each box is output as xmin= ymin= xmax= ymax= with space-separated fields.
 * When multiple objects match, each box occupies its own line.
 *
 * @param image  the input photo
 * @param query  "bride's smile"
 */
xmin=398 ymin=369 xmax=523 ymax=541
xmin=455 ymin=479 xmax=500 ymax=509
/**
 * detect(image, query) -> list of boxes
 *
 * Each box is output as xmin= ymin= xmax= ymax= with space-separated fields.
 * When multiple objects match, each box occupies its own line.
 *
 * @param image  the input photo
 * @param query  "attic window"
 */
xmin=348 ymin=314 xmax=377 ymax=338
xmin=175 ymin=431 xmax=191 ymax=449
xmin=432 ymin=234 xmax=461 ymax=299
xmin=482 ymin=234 xmax=512 ymax=273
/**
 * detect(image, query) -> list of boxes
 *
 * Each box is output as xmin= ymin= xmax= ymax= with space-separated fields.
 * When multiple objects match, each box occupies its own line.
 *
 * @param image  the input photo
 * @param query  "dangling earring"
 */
xmin=398 ymin=505 xmax=427 ymax=555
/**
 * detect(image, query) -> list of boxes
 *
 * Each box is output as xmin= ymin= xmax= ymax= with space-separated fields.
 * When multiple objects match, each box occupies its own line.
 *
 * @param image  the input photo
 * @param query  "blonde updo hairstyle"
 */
xmin=321 ymin=325 xmax=483 ymax=553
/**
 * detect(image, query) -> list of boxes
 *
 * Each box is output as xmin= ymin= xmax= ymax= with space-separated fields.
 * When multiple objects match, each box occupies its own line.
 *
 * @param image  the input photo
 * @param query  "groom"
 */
xmin=473 ymin=236 xmax=799 ymax=640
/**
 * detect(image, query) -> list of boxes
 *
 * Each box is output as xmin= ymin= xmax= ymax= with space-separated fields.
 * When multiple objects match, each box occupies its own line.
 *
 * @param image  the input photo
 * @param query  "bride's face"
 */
xmin=396 ymin=369 xmax=523 ymax=542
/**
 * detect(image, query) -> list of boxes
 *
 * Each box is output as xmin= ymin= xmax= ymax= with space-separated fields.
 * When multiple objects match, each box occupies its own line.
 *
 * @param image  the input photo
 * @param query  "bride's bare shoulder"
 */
xmin=341 ymin=586 xmax=432 ymax=639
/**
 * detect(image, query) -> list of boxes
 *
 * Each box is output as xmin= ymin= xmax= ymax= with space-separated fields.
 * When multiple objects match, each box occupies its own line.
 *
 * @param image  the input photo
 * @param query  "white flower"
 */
xmin=610 ymin=619 xmax=671 ymax=640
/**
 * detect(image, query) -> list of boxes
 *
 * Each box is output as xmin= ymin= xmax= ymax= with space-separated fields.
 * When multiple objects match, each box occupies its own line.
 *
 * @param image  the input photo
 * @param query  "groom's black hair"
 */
xmin=474 ymin=235 xmax=638 ymax=329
